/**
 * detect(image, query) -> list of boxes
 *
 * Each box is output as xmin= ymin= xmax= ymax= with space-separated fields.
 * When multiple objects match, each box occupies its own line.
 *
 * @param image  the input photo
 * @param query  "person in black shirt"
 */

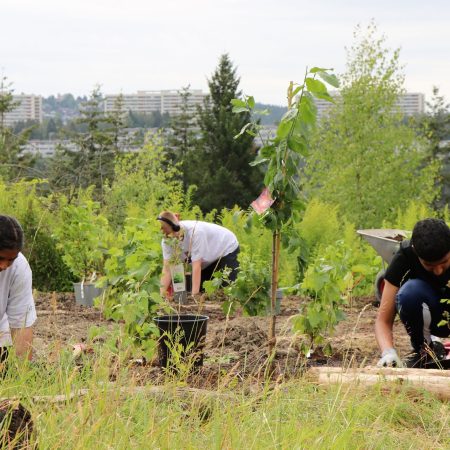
xmin=375 ymin=218 xmax=450 ymax=368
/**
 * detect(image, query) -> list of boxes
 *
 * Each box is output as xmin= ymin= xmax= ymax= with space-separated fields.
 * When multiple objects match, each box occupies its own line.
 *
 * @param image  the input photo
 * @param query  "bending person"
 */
xmin=158 ymin=211 xmax=239 ymax=300
xmin=376 ymin=218 xmax=450 ymax=368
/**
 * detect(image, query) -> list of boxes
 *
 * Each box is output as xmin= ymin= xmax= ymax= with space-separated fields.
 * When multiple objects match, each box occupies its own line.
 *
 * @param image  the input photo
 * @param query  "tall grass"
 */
xmin=1 ymin=346 xmax=448 ymax=449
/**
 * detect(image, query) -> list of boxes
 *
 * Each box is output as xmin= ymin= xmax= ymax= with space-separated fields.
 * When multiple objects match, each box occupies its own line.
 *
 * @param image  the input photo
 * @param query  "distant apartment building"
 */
xmin=1 ymin=94 xmax=43 ymax=126
xmin=20 ymin=140 xmax=76 ymax=157
xmin=104 ymin=90 xmax=207 ymax=116
xmin=314 ymin=92 xmax=425 ymax=120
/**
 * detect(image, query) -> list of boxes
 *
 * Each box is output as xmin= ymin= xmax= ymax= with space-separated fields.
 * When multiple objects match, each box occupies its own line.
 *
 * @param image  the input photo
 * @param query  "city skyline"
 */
xmin=2 ymin=0 xmax=450 ymax=106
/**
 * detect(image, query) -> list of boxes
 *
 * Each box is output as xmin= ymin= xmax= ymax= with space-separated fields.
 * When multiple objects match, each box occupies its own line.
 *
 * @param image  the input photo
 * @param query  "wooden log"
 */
xmin=308 ymin=366 xmax=450 ymax=400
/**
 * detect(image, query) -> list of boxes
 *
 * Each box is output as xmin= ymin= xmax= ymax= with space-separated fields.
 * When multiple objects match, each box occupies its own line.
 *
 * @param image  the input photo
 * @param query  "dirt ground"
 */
xmin=32 ymin=292 xmax=415 ymax=386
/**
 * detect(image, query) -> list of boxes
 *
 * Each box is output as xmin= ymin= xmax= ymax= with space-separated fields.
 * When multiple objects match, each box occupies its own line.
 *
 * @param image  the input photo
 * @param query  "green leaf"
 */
xmin=308 ymin=309 xmax=322 ymax=328
xmin=230 ymin=98 xmax=247 ymax=107
xmin=232 ymin=106 xmax=250 ymax=114
xmin=234 ymin=122 xmax=253 ymax=139
xmin=287 ymin=136 xmax=307 ymax=156
xmin=437 ymin=320 xmax=448 ymax=327
xmin=247 ymin=96 xmax=255 ymax=109
xmin=309 ymin=67 xmax=332 ymax=73
xmin=276 ymin=119 xmax=293 ymax=140
xmin=310 ymin=90 xmax=334 ymax=103
xmin=305 ymin=78 xmax=327 ymax=94
xmin=249 ymin=154 xmax=269 ymax=166
xmin=291 ymin=85 xmax=304 ymax=97
xmin=317 ymin=71 xmax=340 ymax=88
xmin=280 ymin=107 xmax=298 ymax=123
xmin=351 ymin=264 xmax=372 ymax=275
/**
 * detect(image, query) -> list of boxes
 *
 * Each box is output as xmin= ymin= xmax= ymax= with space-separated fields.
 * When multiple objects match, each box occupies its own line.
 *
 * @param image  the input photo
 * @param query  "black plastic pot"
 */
xmin=153 ymin=314 xmax=209 ymax=370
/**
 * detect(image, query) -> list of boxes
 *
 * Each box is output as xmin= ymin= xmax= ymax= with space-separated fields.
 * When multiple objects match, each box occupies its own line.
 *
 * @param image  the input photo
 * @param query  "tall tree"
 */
xmin=186 ymin=54 xmax=262 ymax=212
xmin=49 ymin=86 xmax=126 ymax=201
xmin=420 ymin=87 xmax=450 ymax=207
xmin=167 ymin=85 xmax=198 ymax=190
xmin=305 ymin=23 xmax=438 ymax=227
xmin=0 ymin=76 xmax=34 ymax=180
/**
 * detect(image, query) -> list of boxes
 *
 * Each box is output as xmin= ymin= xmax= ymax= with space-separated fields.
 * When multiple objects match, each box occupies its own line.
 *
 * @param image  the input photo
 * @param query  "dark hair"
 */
xmin=411 ymin=218 xmax=450 ymax=262
xmin=0 ymin=215 xmax=24 ymax=251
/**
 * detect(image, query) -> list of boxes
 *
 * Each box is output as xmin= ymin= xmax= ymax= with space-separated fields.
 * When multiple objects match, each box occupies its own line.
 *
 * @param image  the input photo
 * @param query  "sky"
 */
xmin=1 ymin=0 xmax=450 ymax=106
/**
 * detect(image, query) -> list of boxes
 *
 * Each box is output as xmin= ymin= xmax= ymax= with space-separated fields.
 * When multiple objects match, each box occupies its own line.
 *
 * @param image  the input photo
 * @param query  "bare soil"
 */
xmin=33 ymin=292 xmax=414 ymax=387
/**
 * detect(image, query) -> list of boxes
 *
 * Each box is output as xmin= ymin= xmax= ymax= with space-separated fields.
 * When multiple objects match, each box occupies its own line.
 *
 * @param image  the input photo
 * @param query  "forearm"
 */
xmin=160 ymin=270 xmax=172 ymax=295
xmin=11 ymin=327 xmax=33 ymax=360
xmin=191 ymin=261 xmax=202 ymax=295
xmin=375 ymin=319 xmax=394 ymax=352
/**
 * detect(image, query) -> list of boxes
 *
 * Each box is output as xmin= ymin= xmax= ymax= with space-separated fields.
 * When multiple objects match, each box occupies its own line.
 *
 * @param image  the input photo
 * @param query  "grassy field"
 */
xmin=1 ymin=349 xmax=449 ymax=449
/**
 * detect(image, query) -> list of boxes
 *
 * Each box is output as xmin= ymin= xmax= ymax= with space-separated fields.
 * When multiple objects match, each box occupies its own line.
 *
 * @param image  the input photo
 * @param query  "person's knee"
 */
xmin=396 ymin=279 xmax=438 ymax=313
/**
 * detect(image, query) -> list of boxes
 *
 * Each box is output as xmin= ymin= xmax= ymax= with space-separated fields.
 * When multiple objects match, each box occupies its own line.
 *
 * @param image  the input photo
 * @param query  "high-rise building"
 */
xmin=104 ymin=90 xmax=207 ymax=116
xmin=314 ymin=91 xmax=425 ymax=120
xmin=1 ymin=94 xmax=43 ymax=126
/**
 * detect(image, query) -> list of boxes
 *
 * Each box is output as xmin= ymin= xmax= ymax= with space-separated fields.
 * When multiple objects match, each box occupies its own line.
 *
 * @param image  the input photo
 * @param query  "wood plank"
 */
xmin=309 ymin=366 xmax=450 ymax=400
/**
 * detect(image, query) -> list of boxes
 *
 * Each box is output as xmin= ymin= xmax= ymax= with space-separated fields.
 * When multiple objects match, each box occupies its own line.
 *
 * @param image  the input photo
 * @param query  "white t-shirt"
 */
xmin=0 ymin=253 xmax=37 ymax=346
xmin=162 ymin=220 xmax=239 ymax=269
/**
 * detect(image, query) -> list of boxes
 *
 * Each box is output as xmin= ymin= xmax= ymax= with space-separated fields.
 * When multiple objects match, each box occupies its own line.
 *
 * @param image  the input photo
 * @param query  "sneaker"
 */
xmin=403 ymin=343 xmax=446 ymax=369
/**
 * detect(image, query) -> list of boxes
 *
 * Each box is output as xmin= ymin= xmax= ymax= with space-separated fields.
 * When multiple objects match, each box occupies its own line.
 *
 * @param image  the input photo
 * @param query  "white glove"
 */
xmin=377 ymin=348 xmax=403 ymax=368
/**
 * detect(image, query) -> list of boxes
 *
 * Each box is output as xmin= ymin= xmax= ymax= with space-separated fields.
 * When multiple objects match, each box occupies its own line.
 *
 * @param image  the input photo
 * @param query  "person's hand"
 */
xmin=377 ymin=348 xmax=403 ymax=367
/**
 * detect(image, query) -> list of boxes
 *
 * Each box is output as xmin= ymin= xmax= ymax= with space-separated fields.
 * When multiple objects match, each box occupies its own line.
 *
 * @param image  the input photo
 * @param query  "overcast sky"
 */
xmin=2 ymin=0 xmax=449 ymax=105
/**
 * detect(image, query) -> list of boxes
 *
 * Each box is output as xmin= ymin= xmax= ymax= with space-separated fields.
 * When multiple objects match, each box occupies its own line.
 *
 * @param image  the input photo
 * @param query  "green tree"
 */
xmin=0 ymin=76 xmax=34 ymax=180
xmin=167 ymin=85 xmax=198 ymax=190
xmin=420 ymin=87 xmax=450 ymax=207
xmin=305 ymin=23 xmax=438 ymax=227
xmin=49 ymin=86 xmax=126 ymax=201
xmin=187 ymin=54 xmax=262 ymax=211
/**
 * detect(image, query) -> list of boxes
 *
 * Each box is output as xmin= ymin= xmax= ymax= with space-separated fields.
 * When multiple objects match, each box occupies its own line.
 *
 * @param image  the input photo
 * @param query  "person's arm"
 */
xmin=11 ymin=327 xmax=33 ymax=360
xmin=160 ymin=260 xmax=172 ymax=297
xmin=375 ymin=279 xmax=403 ymax=366
xmin=375 ymin=280 xmax=398 ymax=352
xmin=191 ymin=260 xmax=202 ymax=295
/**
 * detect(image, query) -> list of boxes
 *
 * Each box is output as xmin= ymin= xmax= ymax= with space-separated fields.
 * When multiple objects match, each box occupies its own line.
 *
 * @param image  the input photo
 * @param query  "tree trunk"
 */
xmin=268 ymin=230 xmax=281 ymax=356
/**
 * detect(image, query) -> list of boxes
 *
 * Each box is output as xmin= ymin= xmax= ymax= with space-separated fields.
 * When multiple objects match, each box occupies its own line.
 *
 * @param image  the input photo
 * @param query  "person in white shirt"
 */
xmin=158 ymin=211 xmax=240 ymax=300
xmin=0 ymin=215 xmax=37 ymax=361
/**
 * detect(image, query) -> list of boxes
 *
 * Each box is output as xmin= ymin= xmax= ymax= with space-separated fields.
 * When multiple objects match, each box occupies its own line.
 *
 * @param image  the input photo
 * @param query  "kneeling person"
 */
xmin=376 ymin=218 xmax=450 ymax=368
xmin=0 ymin=216 xmax=37 ymax=362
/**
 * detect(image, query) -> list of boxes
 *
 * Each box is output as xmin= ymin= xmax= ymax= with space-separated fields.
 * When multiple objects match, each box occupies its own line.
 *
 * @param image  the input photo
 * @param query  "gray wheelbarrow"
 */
xmin=356 ymin=229 xmax=408 ymax=305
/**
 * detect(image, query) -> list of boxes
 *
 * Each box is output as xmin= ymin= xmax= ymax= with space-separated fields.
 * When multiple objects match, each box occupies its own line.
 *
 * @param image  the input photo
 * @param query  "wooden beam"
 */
xmin=308 ymin=366 xmax=450 ymax=400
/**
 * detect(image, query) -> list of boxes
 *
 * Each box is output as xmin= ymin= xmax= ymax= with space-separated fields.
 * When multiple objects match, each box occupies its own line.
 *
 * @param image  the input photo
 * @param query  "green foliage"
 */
xmin=167 ymin=85 xmax=199 ymax=191
xmin=186 ymin=54 xmax=262 ymax=212
xmin=53 ymin=193 xmax=110 ymax=280
xmin=233 ymin=66 xmax=339 ymax=345
xmin=0 ymin=179 xmax=74 ymax=291
xmin=49 ymin=86 xmax=126 ymax=202
xmin=385 ymin=200 xmax=435 ymax=231
xmin=298 ymin=199 xmax=341 ymax=252
xmin=292 ymin=239 xmax=379 ymax=350
xmin=104 ymin=133 xmax=184 ymax=229
xmin=306 ymin=23 xmax=438 ymax=228
xmin=0 ymin=76 xmax=35 ymax=180
xmin=221 ymin=253 xmax=272 ymax=316
xmin=99 ymin=216 xmax=166 ymax=358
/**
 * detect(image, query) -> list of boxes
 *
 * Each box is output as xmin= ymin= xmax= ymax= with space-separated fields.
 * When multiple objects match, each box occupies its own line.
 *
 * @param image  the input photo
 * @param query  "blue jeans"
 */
xmin=396 ymin=278 xmax=450 ymax=352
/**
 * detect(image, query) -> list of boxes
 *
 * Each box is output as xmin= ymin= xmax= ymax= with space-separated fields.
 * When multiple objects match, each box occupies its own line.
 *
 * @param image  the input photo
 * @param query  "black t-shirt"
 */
xmin=384 ymin=239 xmax=450 ymax=291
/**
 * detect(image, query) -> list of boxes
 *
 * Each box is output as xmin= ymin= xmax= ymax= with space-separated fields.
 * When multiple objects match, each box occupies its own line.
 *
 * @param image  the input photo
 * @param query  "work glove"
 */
xmin=377 ymin=348 xmax=403 ymax=368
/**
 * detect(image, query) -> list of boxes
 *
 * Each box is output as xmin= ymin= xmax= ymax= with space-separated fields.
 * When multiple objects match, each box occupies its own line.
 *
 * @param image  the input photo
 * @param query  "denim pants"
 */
xmin=396 ymin=278 xmax=450 ymax=352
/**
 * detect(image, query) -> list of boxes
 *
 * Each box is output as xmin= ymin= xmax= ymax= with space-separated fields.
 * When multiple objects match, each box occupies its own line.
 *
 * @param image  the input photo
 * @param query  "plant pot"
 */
xmin=153 ymin=314 xmax=209 ymax=370
xmin=73 ymin=282 xmax=103 ymax=307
